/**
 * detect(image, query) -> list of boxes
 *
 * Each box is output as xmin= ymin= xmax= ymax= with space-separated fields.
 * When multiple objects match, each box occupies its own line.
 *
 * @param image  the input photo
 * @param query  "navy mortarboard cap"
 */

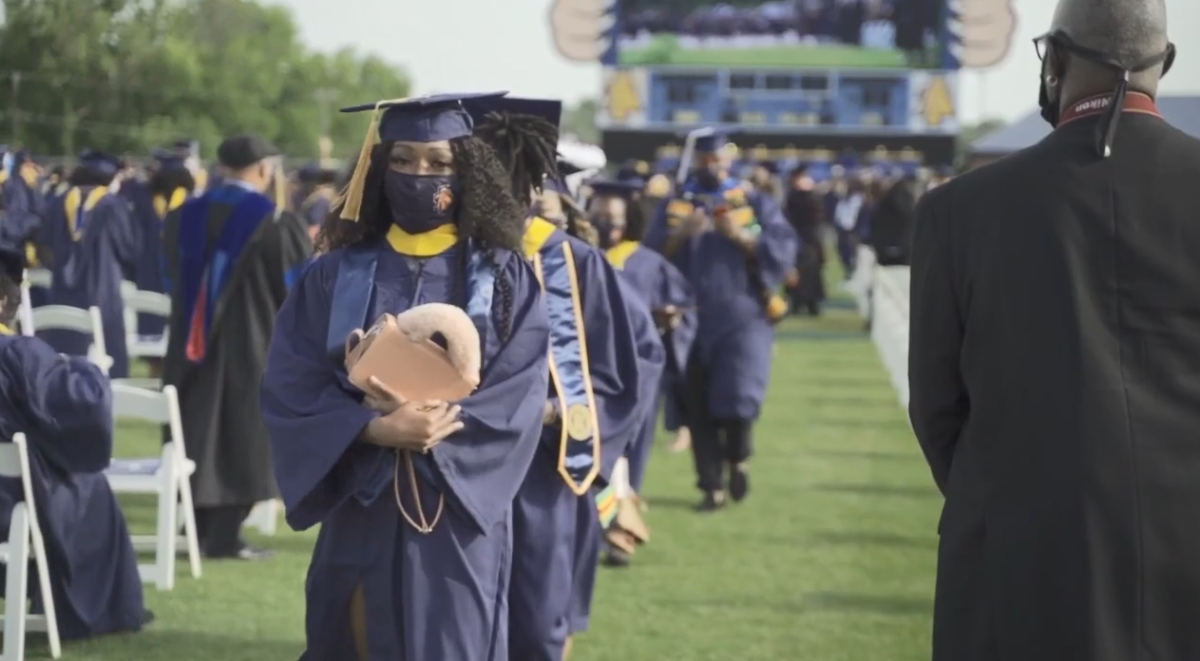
xmin=589 ymin=178 xmax=643 ymax=199
xmin=173 ymin=139 xmax=200 ymax=157
xmin=0 ymin=244 xmax=24 ymax=285
xmin=557 ymin=159 xmax=583 ymax=177
xmin=685 ymin=128 xmax=735 ymax=153
xmin=463 ymin=96 xmax=563 ymax=131
xmin=152 ymin=147 xmax=188 ymax=171
xmin=217 ymin=134 xmax=280 ymax=170
xmin=78 ymin=149 xmax=121 ymax=177
xmin=758 ymin=160 xmax=778 ymax=174
xmin=338 ymin=92 xmax=508 ymax=221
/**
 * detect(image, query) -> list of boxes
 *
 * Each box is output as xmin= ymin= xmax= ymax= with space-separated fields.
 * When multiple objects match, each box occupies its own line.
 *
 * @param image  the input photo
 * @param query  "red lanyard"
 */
xmin=1058 ymin=92 xmax=1162 ymax=128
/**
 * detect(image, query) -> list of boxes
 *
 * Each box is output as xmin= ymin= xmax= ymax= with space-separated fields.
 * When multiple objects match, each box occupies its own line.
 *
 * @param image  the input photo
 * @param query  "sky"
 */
xmin=274 ymin=0 xmax=1200 ymax=125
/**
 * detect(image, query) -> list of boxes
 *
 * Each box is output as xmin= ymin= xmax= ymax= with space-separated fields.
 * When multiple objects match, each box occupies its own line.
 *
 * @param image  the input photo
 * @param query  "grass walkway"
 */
xmin=38 ymin=304 xmax=939 ymax=660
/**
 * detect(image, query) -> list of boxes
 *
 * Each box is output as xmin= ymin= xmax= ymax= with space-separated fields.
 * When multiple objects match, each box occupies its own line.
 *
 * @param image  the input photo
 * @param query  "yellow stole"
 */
xmin=0 ymin=322 xmax=13 ymax=336
xmin=386 ymin=223 xmax=458 ymax=256
xmin=64 ymin=187 xmax=109 ymax=241
xmin=153 ymin=187 xmax=189 ymax=219
xmin=605 ymin=240 xmax=640 ymax=270
xmin=522 ymin=217 xmax=558 ymax=259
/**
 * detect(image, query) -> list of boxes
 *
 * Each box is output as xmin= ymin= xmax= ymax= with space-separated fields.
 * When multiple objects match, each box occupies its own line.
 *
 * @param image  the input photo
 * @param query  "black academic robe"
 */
xmin=162 ymin=183 xmax=311 ymax=507
xmin=909 ymin=112 xmax=1200 ymax=661
xmin=870 ymin=178 xmax=916 ymax=267
xmin=0 ymin=333 xmax=145 ymax=640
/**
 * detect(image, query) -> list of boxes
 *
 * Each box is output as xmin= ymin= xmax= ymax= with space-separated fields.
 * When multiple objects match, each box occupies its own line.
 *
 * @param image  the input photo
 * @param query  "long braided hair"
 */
xmin=472 ymin=112 xmax=559 ymax=207
xmin=315 ymin=137 xmax=526 ymax=341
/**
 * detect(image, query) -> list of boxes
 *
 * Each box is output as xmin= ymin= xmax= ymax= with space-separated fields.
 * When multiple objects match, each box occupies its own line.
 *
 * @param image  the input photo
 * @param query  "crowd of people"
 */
xmin=619 ymin=0 xmax=941 ymax=58
xmin=0 ymin=0 xmax=1188 ymax=656
xmin=0 ymin=92 xmax=809 ymax=658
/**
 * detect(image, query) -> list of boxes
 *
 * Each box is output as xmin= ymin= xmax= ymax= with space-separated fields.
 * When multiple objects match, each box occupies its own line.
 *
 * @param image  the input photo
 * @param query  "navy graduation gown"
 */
xmin=687 ymin=192 xmax=796 ymax=420
xmin=510 ymin=225 xmax=647 ymax=661
xmin=1 ymin=175 xmax=48 ymax=306
xmin=607 ymin=243 xmax=691 ymax=491
xmin=128 ymin=182 xmax=185 ymax=337
xmin=42 ymin=187 xmax=139 ymax=378
xmin=0 ymin=333 xmax=145 ymax=640
xmin=261 ymin=235 xmax=549 ymax=661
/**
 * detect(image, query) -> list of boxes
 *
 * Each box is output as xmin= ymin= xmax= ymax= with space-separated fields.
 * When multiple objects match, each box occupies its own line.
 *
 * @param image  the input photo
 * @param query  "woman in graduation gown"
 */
xmin=40 ymin=150 xmax=139 ymax=378
xmin=260 ymin=92 xmax=550 ymax=661
xmin=0 ymin=245 xmax=150 ymax=640
xmin=593 ymin=178 xmax=696 ymax=504
xmin=467 ymin=97 xmax=651 ymax=661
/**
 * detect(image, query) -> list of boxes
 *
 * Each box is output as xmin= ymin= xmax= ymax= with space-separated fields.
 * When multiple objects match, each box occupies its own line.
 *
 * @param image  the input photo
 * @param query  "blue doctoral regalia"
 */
xmin=260 ymin=227 xmax=549 ymax=661
xmin=510 ymin=219 xmax=647 ymax=661
xmin=0 ymin=333 xmax=146 ymax=640
xmin=607 ymin=241 xmax=694 ymax=491
xmin=41 ymin=186 xmax=138 ymax=378
xmin=685 ymin=186 xmax=796 ymax=419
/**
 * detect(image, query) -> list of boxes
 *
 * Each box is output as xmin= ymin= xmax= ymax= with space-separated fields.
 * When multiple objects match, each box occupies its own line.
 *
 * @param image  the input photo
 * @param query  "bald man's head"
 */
xmin=1051 ymin=0 xmax=1169 ymax=68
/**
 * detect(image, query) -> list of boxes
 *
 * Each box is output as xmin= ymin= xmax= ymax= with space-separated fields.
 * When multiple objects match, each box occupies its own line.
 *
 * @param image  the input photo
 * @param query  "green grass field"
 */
xmin=618 ymin=35 xmax=910 ymax=68
xmin=21 ymin=286 xmax=940 ymax=660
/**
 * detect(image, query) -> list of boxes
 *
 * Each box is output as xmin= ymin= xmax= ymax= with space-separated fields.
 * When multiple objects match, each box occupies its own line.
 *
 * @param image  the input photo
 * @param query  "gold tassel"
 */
xmin=339 ymin=98 xmax=409 ymax=222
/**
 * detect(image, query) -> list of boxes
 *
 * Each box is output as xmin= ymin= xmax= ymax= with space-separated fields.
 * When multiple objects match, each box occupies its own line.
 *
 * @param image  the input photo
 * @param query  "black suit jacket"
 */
xmin=909 ymin=112 xmax=1200 ymax=661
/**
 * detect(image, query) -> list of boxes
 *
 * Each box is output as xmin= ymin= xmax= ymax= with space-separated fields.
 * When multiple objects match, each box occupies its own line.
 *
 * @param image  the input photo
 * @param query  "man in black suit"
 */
xmin=907 ymin=0 xmax=1193 ymax=659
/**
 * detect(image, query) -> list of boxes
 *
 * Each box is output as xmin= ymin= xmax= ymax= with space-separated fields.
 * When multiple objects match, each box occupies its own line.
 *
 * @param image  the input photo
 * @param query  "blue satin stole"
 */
xmin=527 ymin=219 xmax=602 ymax=496
xmin=323 ymin=238 xmax=496 ymax=509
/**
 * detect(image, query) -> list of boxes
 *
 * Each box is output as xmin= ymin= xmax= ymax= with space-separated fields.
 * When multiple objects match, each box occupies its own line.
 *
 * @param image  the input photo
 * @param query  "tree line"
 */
xmin=0 ymin=0 xmax=411 ymax=160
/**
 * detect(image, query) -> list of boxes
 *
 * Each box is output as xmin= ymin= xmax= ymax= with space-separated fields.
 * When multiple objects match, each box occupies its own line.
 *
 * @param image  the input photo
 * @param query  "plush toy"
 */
xmin=344 ymin=303 xmax=482 ymax=401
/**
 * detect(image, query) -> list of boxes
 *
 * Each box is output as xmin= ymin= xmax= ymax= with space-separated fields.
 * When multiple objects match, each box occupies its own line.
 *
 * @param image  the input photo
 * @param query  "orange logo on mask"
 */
xmin=433 ymin=185 xmax=454 ymax=213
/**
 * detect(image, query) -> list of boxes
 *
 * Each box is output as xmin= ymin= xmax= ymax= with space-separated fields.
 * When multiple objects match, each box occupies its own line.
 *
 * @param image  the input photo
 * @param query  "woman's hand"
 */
xmin=363 ymin=377 xmax=464 ymax=452
xmin=543 ymin=400 xmax=560 ymax=426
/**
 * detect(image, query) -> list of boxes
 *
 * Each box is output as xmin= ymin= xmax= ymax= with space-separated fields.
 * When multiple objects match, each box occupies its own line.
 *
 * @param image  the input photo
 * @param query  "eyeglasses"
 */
xmin=1033 ymin=33 xmax=1051 ymax=61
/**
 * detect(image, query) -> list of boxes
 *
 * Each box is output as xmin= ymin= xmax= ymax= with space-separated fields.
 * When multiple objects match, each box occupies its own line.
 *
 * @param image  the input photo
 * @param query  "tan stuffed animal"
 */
xmin=344 ymin=303 xmax=482 ymax=401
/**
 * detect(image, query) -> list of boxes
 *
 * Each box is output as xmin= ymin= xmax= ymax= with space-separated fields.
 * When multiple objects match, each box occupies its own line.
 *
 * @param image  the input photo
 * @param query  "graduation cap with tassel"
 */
xmin=336 ymin=92 xmax=509 ymax=221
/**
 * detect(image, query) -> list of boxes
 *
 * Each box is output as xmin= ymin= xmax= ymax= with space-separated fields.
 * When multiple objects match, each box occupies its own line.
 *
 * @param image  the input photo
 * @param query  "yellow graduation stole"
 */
xmin=152 ymin=187 xmax=189 ymax=220
xmin=385 ymin=223 xmax=458 ymax=256
xmin=605 ymin=240 xmax=640 ymax=270
xmin=524 ymin=217 xmax=601 ymax=495
xmin=64 ymin=186 xmax=109 ymax=241
xmin=0 ymin=323 xmax=13 ymax=336
xmin=193 ymin=168 xmax=208 ymax=193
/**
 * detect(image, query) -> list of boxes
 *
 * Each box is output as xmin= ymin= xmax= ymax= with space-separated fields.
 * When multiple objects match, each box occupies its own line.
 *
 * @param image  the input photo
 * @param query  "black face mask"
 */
xmin=1035 ymin=30 xmax=1175 ymax=155
xmin=383 ymin=172 xmax=461 ymax=234
xmin=693 ymin=167 xmax=721 ymax=191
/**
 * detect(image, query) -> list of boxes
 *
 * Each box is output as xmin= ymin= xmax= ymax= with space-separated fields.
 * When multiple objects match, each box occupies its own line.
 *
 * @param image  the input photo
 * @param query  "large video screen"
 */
xmin=615 ymin=0 xmax=952 ymax=69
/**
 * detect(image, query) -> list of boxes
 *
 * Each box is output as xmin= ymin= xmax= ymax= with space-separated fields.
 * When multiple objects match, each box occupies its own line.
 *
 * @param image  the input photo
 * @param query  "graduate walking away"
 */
xmin=907 ymin=2 xmax=1197 ymax=658
xmin=261 ymin=93 xmax=550 ymax=661
xmin=162 ymin=134 xmax=310 ymax=561
xmin=0 ymin=245 xmax=152 ymax=640
xmin=466 ymin=96 xmax=650 ymax=661
xmin=40 ymin=150 xmax=139 ymax=377
xmin=646 ymin=130 xmax=797 ymax=511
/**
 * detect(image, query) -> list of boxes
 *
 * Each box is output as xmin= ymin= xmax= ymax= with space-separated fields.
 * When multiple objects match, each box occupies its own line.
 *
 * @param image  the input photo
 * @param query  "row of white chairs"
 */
xmin=847 ymin=247 xmax=912 ymax=410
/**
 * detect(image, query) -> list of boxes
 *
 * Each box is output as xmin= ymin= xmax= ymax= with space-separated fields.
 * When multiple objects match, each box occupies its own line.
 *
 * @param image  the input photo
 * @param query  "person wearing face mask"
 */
xmin=592 ymin=177 xmax=695 ymax=564
xmin=467 ymin=96 xmax=658 ymax=661
xmin=906 ymin=1 xmax=1200 ymax=659
xmin=645 ymin=129 xmax=798 ymax=511
xmin=39 ymin=150 xmax=140 ymax=377
xmin=261 ymin=93 xmax=551 ymax=661
xmin=161 ymin=134 xmax=310 ymax=562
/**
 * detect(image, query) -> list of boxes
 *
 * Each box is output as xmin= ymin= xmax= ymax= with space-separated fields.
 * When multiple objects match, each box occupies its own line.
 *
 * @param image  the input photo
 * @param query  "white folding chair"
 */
xmin=30 ymin=305 xmax=112 ymax=374
xmin=120 ymin=281 xmax=171 ymax=360
xmin=16 ymin=283 xmax=33 ymax=338
xmin=22 ymin=270 xmax=50 ymax=292
xmin=0 ymin=434 xmax=62 ymax=660
xmin=104 ymin=384 xmax=201 ymax=591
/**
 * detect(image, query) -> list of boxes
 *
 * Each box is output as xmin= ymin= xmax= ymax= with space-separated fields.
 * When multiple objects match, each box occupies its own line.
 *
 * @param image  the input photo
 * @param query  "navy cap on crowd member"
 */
xmin=70 ymin=150 xmax=122 ymax=187
xmin=464 ymin=95 xmax=562 ymax=207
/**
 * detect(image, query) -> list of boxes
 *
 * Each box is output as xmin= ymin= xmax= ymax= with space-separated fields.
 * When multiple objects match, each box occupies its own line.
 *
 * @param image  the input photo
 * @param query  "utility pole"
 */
xmin=313 ymin=87 xmax=338 ymax=164
xmin=9 ymin=72 xmax=20 ymax=143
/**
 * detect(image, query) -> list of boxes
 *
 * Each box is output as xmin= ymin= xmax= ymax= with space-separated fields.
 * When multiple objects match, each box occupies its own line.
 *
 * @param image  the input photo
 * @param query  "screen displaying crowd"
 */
xmin=616 ymin=0 xmax=945 ymax=68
